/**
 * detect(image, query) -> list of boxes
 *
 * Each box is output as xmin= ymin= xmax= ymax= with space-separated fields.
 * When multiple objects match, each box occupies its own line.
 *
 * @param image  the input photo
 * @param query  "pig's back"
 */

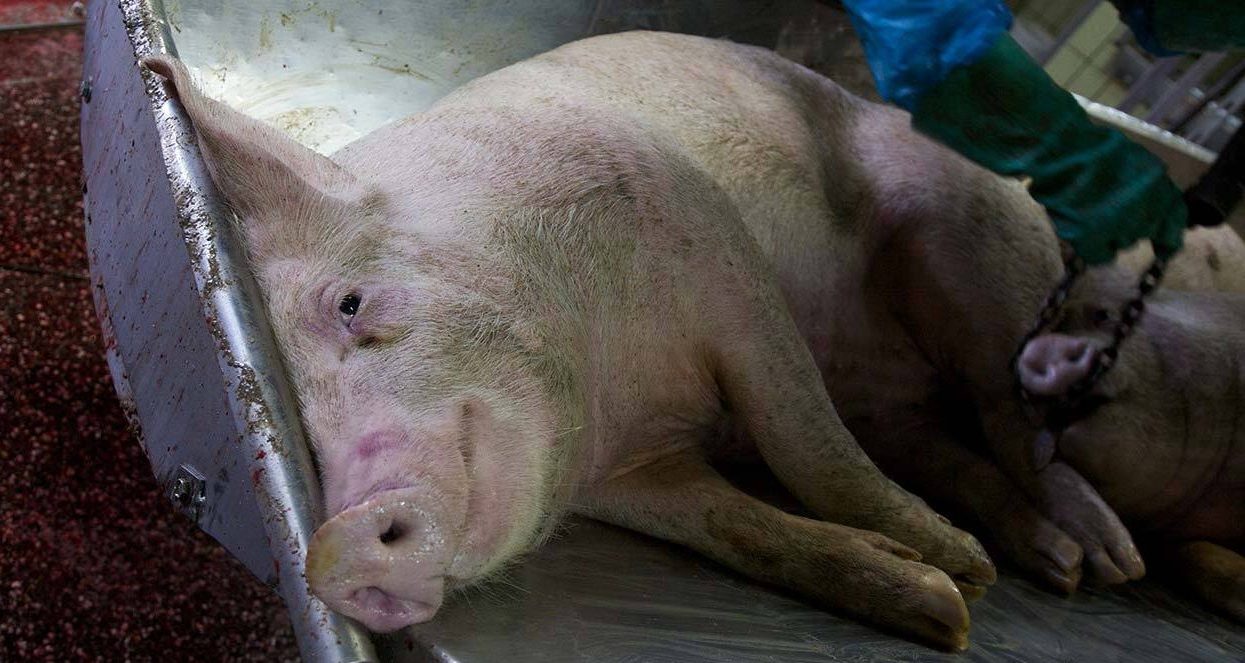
xmin=416 ymin=30 xmax=875 ymax=313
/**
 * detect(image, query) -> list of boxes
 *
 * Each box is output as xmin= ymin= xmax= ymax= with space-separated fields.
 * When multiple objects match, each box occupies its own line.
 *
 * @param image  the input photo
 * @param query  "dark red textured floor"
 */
xmin=0 ymin=3 xmax=299 ymax=660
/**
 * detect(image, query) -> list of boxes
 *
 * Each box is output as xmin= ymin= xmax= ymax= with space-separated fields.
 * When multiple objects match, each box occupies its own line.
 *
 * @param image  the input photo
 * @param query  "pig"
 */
xmin=139 ymin=29 xmax=1240 ymax=648
xmin=1117 ymin=226 xmax=1245 ymax=294
xmin=141 ymin=30 xmax=1001 ymax=652
xmin=1000 ymin=227 xmax=1245 ymax=619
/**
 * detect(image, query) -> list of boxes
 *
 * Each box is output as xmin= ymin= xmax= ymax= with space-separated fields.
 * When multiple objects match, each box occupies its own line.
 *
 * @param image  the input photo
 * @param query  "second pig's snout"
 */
xmin=307 ymin=487 xmax=459 ymax=632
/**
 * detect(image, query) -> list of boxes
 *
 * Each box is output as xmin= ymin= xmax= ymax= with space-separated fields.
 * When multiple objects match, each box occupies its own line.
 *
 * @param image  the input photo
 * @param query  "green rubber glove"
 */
xmin=911 ymin=33 xmax=1187 ymax=264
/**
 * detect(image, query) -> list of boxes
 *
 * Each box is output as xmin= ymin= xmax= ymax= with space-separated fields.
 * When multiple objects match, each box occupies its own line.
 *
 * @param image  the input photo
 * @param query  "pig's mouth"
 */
xmin=1015 ymin=333 xmax=1118 ymax=469
xmin=1020 ymin=390 xmax=1115 ymax=471
xmin=343 ymin=584 xmax=444 ymax=633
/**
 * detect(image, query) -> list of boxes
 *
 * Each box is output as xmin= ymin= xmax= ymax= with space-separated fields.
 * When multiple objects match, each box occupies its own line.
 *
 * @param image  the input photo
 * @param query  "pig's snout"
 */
xmin=1018 ymin=334 xmax=1096 ymax=397
xmin=307 ymin=487 xmax=458 ymax=632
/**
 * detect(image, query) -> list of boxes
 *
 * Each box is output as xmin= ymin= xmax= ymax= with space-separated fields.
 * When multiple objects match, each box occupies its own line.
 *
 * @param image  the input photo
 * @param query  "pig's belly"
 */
xmin=1124 ymin=465 xmax=1245 ymax=543
xmin=1170 ymin=484 xmax=1245 ymax=542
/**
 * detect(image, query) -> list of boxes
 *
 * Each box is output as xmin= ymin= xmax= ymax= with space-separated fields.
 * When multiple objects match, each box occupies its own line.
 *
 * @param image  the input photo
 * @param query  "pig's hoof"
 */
xmin=1164 ymin=541 xmax=1245 ymax=623
xmin=820 ymin=527 xmax=972 ymax=650
xmin=916 ymin=517 xmax=997 ymax=603
xmin=1083 ymin=541 xmax=1145 ymax=585
xmin=902 ymin=568 xmax=972 ymax=652
xmin=1033 ymin=531 xmax=1084 ymax=595
xmin=1036 ymin=463 xmax=1145 ymax=586
xmin=956 ymin=579 xmax=988 ymax=603
xmin=1055 ymin=503 xmax=1143 ymax=585
xmin=853 ymin=536 xmax=972 ymax=650
xmin=991 ymin=508 xmax=1084 ymax=594
xmin=1219 ymin=572 xmax=1245 ymax=624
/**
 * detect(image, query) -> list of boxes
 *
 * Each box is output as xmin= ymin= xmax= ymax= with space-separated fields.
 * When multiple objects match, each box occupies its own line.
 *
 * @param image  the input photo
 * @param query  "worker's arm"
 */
xmin=841 ymin=0 xmax=1187 ymax=264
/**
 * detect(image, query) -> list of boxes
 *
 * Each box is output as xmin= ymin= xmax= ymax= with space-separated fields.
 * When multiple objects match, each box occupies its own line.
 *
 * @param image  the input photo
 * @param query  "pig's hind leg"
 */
xmin=576 ymin=449 xmax=974 ymax=651
xmin=853 ymin=412 xmax=1086 ymax=594
xmin=710 ymin=314 xmax=997 ymax=601
xmin=1152 ymin=540 xmax=1245 ymax=622
xmin=869 ymin=166 xmax=1146 ymax=587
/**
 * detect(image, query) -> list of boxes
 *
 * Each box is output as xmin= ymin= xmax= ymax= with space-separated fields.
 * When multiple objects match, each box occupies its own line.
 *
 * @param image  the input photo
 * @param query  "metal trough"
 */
xmin=80 ymin=1 xmax=1245 ymax=661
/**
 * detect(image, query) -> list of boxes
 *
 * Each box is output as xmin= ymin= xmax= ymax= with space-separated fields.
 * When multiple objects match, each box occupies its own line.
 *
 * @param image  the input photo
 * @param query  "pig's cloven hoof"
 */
xmin=837 ymin=532 xmax=972 ymax=652
xmin=1082 ymin=539 xmax=1146 ymax=586
xmin=1035 ymin=464 xmax=1145 ymax=586
xmin=988 ymin=504 xmax=1085 ymax=595
xmin=898 ymin=507 xmax=997 ymax=604
xmin=903 ymin=568 xmax=973 ymax=652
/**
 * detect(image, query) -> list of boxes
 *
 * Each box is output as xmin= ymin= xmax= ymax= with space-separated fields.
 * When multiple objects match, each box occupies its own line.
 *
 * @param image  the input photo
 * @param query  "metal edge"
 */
xmin=1079 ymin=94 xmax=1216 ymax=163
xmin=102 ymin=1 xmax=380 ymax=660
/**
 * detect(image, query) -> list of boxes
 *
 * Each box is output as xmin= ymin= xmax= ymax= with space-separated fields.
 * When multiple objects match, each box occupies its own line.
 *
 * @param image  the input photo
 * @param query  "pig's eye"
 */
xmin=1090 ymin=308 xmax=1112 ymax=326
xmin=339 ymin=293 xmax=361 ymax=321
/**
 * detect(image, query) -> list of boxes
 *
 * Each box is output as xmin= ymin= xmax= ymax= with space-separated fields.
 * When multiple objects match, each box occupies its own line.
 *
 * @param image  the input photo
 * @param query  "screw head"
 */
xmin=171 ymin=476 xmax=192 ymax=505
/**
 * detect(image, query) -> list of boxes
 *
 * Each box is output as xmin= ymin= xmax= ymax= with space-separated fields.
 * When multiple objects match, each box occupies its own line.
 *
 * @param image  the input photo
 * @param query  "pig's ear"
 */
xmin=142 ymin=55 xmax=361 ymax=219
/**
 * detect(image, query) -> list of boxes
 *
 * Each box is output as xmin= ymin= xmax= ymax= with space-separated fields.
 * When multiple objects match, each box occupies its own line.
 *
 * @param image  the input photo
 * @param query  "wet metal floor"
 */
xmin=383 ymin=517 xmax=1245 ymax=662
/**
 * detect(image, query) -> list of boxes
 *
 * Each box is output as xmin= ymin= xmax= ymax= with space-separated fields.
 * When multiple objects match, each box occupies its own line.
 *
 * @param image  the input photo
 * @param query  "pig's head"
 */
xmin=1015 ymin=268 xmax=1245 ymax=531
xmin=144 ymin=57 xmax=566 ymax=631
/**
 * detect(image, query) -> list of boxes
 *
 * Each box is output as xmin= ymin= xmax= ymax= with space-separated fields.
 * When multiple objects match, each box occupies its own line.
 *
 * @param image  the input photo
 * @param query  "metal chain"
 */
xmin=1013 ymin=255 xmax=1169 ymax=425
xmin=1063 ymin=256 xmax=1168 ymax=404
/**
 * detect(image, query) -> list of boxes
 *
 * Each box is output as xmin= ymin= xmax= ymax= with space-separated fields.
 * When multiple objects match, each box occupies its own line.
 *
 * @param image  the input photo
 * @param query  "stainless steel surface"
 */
xmin=82 ymin=0 xmax=377 ymax=660
xmin=149 ymin=0 xmax=856 ymax=155
xmin=1076 ymin=94 xmax=1217 ymax=187
xmin=374 ymin=516 xmax=1245 ymax=663
xmin=1015 ymin=1 xmax=1242 ymax=154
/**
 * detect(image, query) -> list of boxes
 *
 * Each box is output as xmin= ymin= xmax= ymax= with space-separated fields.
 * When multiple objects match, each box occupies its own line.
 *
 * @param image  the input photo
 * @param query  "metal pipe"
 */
xmin=1145 ymin=52 xmax=1228 ymax=126
xmin=0 ymin=19 xmax=84 ymax=34
xmin=1115 ymin=56 xmax=1180 ymax=113
xmin=1170 ymin=58 xmax=1245 ymax=134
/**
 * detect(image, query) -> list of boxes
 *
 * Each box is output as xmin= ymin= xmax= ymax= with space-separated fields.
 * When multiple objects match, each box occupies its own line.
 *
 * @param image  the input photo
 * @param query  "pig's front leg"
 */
xmin=982 ymin=413 xmax=1146 ymax=585
xmin=852 ymin=413 xmax=1085 ymax=595
xmin=575 ymin=450 xmax=973 ymax=651
xmin=711 ymin=314 xmax=996 ymax=599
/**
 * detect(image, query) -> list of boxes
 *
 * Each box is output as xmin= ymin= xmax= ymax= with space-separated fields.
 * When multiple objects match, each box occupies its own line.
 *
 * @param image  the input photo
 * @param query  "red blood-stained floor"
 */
xmin=0 ymin=3 xmax=299 ymax=660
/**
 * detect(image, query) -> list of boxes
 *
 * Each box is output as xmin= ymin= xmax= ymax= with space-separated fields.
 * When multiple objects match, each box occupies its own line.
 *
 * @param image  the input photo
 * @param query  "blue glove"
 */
xmin=840 ymin=0 xmax=1012 ymax=111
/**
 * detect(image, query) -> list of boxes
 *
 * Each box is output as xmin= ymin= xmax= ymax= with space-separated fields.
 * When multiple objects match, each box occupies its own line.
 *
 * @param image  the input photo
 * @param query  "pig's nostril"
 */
xmin=379 ymin=521 xmax=403 ymax=545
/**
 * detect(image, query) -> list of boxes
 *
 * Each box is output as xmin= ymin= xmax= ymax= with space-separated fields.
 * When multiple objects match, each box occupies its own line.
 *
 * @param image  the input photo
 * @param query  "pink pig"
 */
xmin=142 ymin=29 xmax=1243 ymax=649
